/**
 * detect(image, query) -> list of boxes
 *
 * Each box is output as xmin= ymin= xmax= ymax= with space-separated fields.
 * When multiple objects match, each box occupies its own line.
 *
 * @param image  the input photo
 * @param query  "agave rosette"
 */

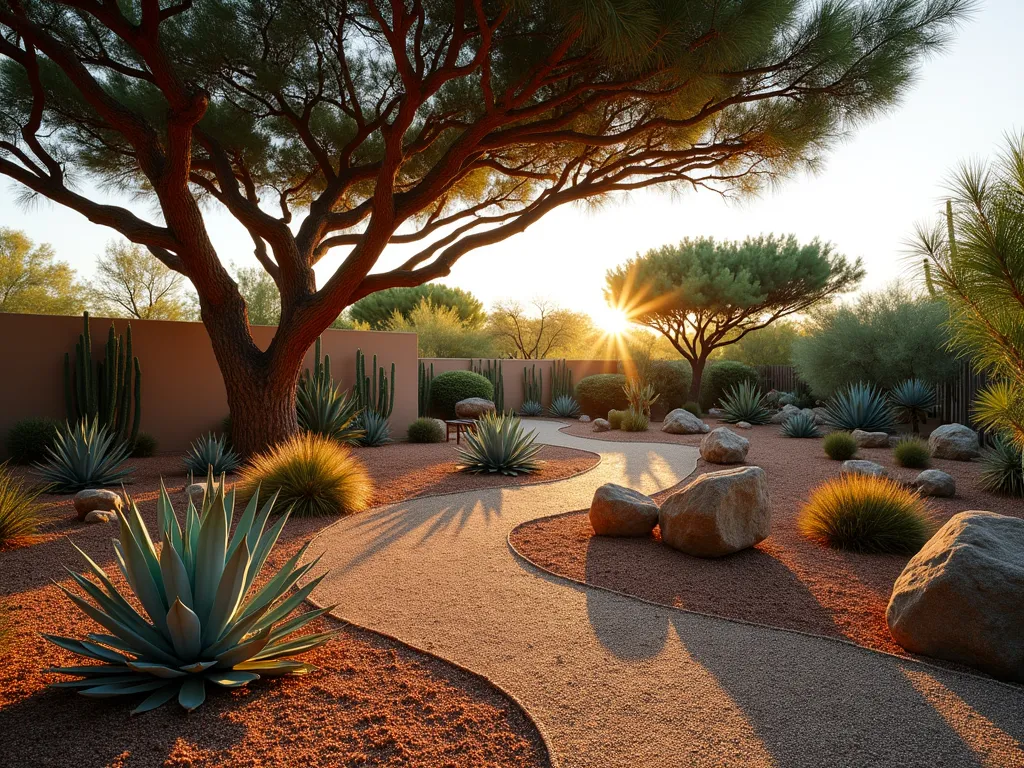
xmin=296 ymin=375 xmax=364 ymax=444
xmin=46 ymin=470 xmax=336 ymax=713
xmin=720 ymin=381 xmax=772 ymax=425
xmin=35 ymin=418 xmax=133 ymax=493
xmin=183 ymin=433 xmax=241 ymax=475
xmin=825 ymin=382 xmax=895 ymax=432
xmin=780 ymin=411 xmax=820 ymax=438
xmin=519 ymin=400 xmax=544 ymax=417
xmin=548 ymin=394 xmax=581 ymax=418
xmin=457 ymin=412 xmax=543 ymax=476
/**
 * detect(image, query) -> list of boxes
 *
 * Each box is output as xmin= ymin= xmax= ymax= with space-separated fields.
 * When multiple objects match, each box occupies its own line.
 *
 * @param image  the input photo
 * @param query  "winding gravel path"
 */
xmin=306 ymin=420 xmax=1024 ymax=768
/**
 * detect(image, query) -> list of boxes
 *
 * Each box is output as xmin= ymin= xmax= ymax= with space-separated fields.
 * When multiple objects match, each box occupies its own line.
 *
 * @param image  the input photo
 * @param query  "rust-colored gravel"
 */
xmin=512 ymin=421 xmax=1023 ymax=659
xmin=0 ymin=438 xmax=595 ymax=767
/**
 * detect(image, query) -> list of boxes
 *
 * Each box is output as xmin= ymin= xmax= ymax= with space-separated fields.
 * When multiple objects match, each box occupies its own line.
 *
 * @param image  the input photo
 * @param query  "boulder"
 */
xmin=186 ymin=482 xmax=222 ymax=504
xmin=769 ymin=410 xmax=790 ymax=425
xmin=592 ymin=418 xmax=611 ymax=432
xmin=707 ymin=408 xmax=727 ymax=419
xmin=841 ymin=460 xmax=887 ymax=478
xmin=699 ymin=427 xmax=749 ymax=465
xmin=912 ymin=469 xmax=956 ymax=498
xmin=812 ymin=407 xmax=829 ymax=426
xmin=579 ymin=415 xmax=591 ymax=423
xmin=659 ymin=466 xmax=771 ymax=557
xmin=661 ymin=408 xmax=709 ymax=435
xmin=73 ymin=489 xmax=122 ymax=522
xmin=84 ymin=510 xmax=118 ymax=524
xmin=455 ymin=398 xmax=496 ymax=419
xmin=928 ymin=423 xmax=980 ymax=461
xmin=886 ymin=511 xmax=1024 ymax=682
xmin=851 ymin=429 xmax=890 ymax=449
xmin=735 ymin=421 xmax=753 ymax=430
xmin=589 ymin=483 xmax=660 ymax=537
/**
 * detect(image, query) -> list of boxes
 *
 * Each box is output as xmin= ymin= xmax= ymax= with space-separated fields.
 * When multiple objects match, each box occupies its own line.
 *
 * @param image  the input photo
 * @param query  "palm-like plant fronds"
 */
xmin=34 ymin=418 xmax=133 ymax=493
xmin=0 ymin=462 xmax=43 ymax=545
xmin=719 ymin=381 xmax=771 ymax=425
xmin=296 ymin=376 xmax=364 ymax=444
xmin=824 ymin=383 xmax=895 ymax=432
xmin=457 ymin=413 xmax=543 ymax=476
xmin=45 ymin=470 xmax=336 ymax=713
xmin=183 ymin=433 xmax=241 ymax=476
xmin=888 ymin=379 xmax=936 ymax=434
xmin=548 ymin=394 xmax=581 ymax=418
xmin=780 ymin=411 xmax=820 ymax=438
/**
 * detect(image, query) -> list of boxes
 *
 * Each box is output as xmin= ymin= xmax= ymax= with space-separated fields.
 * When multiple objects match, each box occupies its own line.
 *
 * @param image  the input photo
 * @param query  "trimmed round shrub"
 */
xmin=5 ymin=418 xmax=60 ymax=465
xmin=237 ymin=433 xmax=373 ymax=517
xmin=893 ymin=437 xmax=931 ymax=469
xmin=607 ymin=409 xmax=627 ymax=430
xmin=429 ymin=370 xmax=493 ymax=418
xmin=131 ymin=432 xmax=158 ymax=458
xmin=798 ymin=474 xmax=933 ymax=554
xmin=648 ymin=360 xmax=693 ymax=416
xmin=823 ymin=431 xmax=857 ymax=461
xmin=576 ymin=374 xmax=627 ymax=417
xmin=699 ymin=361 xmax=758 ymax=410
xmin=682 ymin=401 xmax=702 ymax=418
xmin=407 ymin=417 xmax=445 ymax=444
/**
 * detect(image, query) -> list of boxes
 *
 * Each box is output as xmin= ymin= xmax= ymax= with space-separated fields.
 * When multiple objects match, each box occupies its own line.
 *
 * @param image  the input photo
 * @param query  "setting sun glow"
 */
xmin=594 ymin=306 xmax=630 ymax=336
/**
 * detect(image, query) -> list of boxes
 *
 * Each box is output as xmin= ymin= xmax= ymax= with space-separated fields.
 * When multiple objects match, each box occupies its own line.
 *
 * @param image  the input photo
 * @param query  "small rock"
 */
xmin=579 ymin=415 xmax=591 ymax=423
xmin=851 ymin=429 xmax=890 ymax=449
xmin=912 ymin=469 xmax=956 ymax=497
xmin=841 ymin=460 xmax=888 ymax=477
xmin=735 ymin=421 xmax=752 ymax=430
xmin=769 ymin=410 xmax=790 ymax=425
xmin=707 ymin=408 xmax=726 ymax=419
xmin=812 ymin=407 xmax=829 ymax=426
xmin=662 ymin=408 xmax=710 ymax=435
xmin=73 ymin=489 xmax=123 ymax=522
xmin=186 ymin=482 xmax=221 ymax=504
xmin=699 ymin=427 xmax=749 ymax=465
xmin=928 ymin=423 xmax=980 ymax=461
xmin=887 ymin=511 xmax=1024 ymax=682
xmin=592 ymin=418 xmax=611 ymax=432
xmin=589 ymin=483 xmax=660 ymax=537
xmin=455 ymin=398 xmax=496 ymax=419
xmin=84 ymin=509 xmax=118 ymax=524
xmin=659 ymin=466 xmax=771 ymax=557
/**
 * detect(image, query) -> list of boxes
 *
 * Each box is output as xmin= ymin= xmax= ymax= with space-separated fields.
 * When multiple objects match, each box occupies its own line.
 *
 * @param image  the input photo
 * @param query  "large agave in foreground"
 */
xmin=45 ymin=472 xmax=335 ymax=713
xmin=458 ymin=412 xmax=543 ymax=476
xmin=35 ymin=418 xmax=133 ymax=493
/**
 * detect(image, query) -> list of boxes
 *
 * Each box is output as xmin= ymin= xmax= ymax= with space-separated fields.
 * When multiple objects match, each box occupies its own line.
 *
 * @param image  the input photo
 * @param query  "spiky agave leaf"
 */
xmin=183 ymin=433 xmax=241 ymax=475
xmin=34 ymin=417 xmax=133 ymax=493
xmin=519 ymin=400 xmax=544 ymax=417
xmin=888 ymin=379 xmax=936 ymax=433
xmin=296 ymin=375 xmax=365 ymax=444
xmin=780 ymin=411 xmax=820 ymax=438
xmin=548 ymin=394 xmax=581 ymax=418
xmin=978 ymin=434 xmax=1024 ymax=497
xmin=457 ymin=412 xmax=543 ymax=476
xmin=824 ymin=382 xmax=896 ymax=433
xmin=357 ymin=411 xmax=392 ymax=447
xmin=46 ymin=469 xmax=336 ymax=713
xmin=720 ymin=381 xmax=772 ymax=425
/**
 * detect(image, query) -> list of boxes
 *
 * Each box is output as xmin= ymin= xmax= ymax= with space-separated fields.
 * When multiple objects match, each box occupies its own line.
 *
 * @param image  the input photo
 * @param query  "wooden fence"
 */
xmin=755 ymin=364 xmax=803 ymax=394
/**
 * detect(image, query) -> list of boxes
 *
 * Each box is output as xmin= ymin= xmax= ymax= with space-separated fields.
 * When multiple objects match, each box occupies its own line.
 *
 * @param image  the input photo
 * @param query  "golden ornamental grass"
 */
xmin=0 ymin=462 xmax=43 ymax=546
xmin=798 ymin=473 xmax=934 ymax=554
xmin=236 ymin=433 xmax=373 ymax=517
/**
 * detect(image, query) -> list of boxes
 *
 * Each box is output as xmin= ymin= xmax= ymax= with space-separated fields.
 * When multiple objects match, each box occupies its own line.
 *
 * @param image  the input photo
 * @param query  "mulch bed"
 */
xmin=512 ymin=420 xmax=1022 ymax=660
xmin=0 ymin=439 xmax=597 ymax=767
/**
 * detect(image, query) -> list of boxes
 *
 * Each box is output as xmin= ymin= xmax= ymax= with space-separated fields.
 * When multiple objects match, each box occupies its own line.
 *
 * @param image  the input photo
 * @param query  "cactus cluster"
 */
xmin=63 ymin=312 xmax=141 ymax=446
xmin=418 ymin=361 xmax=434 ymax=417
xmin=354 ymin=349 xmax=395 ymax=419
xmin=472 ymin=359 xmax=505 ymax=413
xmin=297 ymin=338 xmax=363 ymax=444
xmin=552 ymin=359 xmax=573 ymax=401
xmin=522 ymin=365 xmax=543 ymax=406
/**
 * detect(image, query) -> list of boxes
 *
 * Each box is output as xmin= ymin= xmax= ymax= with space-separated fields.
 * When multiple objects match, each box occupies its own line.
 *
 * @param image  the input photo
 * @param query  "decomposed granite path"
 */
xmin=305 ymin=420 xmax=1024 ymax=768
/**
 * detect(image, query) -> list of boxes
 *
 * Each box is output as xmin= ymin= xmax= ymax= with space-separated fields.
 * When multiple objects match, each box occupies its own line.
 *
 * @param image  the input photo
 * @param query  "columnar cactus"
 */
xmin=552 ymin=358 xmax=573 ymax=401
xmin=354 ymin=349 xmax=395 ymax=419
xmin=472 ymin=359 xmax=505 ymax=413
xmin=418 ymin=361 xmax=434 ymax=417
xmin=522 ymin=365 xmax=543 ymax=405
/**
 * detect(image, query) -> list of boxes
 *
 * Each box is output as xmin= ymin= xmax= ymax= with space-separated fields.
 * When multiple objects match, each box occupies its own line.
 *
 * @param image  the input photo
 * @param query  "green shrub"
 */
xmin=48 ymin=473 xmax=337 ymax=712
xmin=548 ymin=394 xmax=581 ymax=418
xmin=699 ymin=361 xmax=758 ymax=410
xmin=357 ymin=412 xmax=392 ymax=447
xmin=824 ymin=382 xmax=896 ymax=433
xmin=237 ymin=433 xmax=373 ymax=517
xmin=607 ymin=409 xmax=627 ymax=429
xmin=719 ymin=381 xmax=771 ymax=425
xmin=6 ymin=418 xmax=60 ymax=465
xmin=823 ymin=431 xmax=858 ymax=460
xmin=184 ymin=433 xmax=241 ymax=475
xmin=647 ymin=360 xmax=692 ymax=415
xmin=798 ymin=474 xmax=933 ymax=553
xmin=575 ymin=374 xmax=628 ymax=416
xmin=429 ymin=370 xmax=493 ymax=418
xmin=35 ymin=418 xmax=133 ymax=493
xmin=978 ymin=435 xmax=1024 ymax=496
xmin=682 ymin=401 xmax=702 ymax=418
xmin=620 ymin=408 xmax=650 ymax=432
xmin=131 ymin=432 xmax=158 ymax=458
xmin=0 ymin=463 xmax=42 ymax=545
xmin=780 ymin=411 xmax=820 ymax=438
xmin=457 ymin=413 xmax=542 ymax=476
xmin=407 ymin=417 xmax=445 ymax=443
xmin=893 ymin=437 xmax=931 ymax=468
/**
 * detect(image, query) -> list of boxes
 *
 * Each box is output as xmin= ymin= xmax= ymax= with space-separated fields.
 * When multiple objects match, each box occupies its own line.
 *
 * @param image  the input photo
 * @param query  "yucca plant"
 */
xmin=824 ymin=382 xmax=895 ymax=433
xmin=620 ymin=407 xmax=650 ymax=432
xmin=519 ymin=400 xmax=544 ymax=417
xmin=893 ymin=436 xmax=931 ymax=468
xmin=35 ymin=418 xmax=133 ymax=493
xmin=719 ymin=381 xmax=771 ymax=425
xmin=978 ymin=434 xmax=1024 ymax=497
xmin=357 ymin=411 xmax=392 ymax=447
xmin=296 ymin=376 xmax=364 ymax=444
xmin=45 ymin=471 xmax=336 ymax=713
xmin=183 ymin=433 xmax=241 ymax=475
xmin=622 ymin=378 xmax=659 ymax=417
xmin=888 ymin=379 xmax=935 ymax=434
xmin=780 ymin=411 xmax=820 ymax=438
xmin=237 ymin=433 xmax=373 ymax=517
xmin=0 ymin=462 xmax=43 ymax=545
xmin=798 ymin=474 xmax=933 ymax=554
xmin=458 ymin=413 xmax=543 ymax=476
xmin=548 ymin=394 xmax=581 ymax=418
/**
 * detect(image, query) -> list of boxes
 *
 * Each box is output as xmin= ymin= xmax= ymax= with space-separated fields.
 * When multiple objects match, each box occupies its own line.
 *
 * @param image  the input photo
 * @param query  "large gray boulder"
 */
xmin=887 ymin=511 xmax=1024 ymax=682
xmin=661 ymin=408 xmax=709 ymax=435
xmin=912 ymin=469 xmax=956 ymax=498
xmin=770 ymin=404 xmax=801 ymax=425
xmin=851 ymin=429 xmax=890 ymax=449
xmin=928 ymin=423 xmax=980 ymax=461
xmin=699 ymin=427 xmax=749 ymax=464
xmin=455 ymin=397 xmax=496 ymax=419
xmin=659 ymin=466 xmax=771 ymax=557
xmin=73 ymin=489 xmax=122 ymax=522
xmin=841 ymin=460 xmax=887 ymax=478
xmin=589 ymin=484 xmax=660 ymax=537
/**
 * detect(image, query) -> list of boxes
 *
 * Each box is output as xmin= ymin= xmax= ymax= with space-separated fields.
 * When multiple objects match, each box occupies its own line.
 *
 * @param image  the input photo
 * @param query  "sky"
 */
xmin=2 ymin=0 xmax=1023 ymax=328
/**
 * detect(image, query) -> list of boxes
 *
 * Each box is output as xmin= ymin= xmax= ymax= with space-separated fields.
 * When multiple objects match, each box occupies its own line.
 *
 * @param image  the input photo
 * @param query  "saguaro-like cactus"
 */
xmin=355 ymin=349 xmax=395 ymax=419
xmin=522 ymin=364 xmax=543 ymax=405
xmin=418 ymin=361 xmax=434 ymax=417
xmin=472 ymin=359 xmax=505 ymax=413
xmin=63 ymin=312 xmax=141 ymax=446
xmin=552 ymin=358 xmax=573 ymax=401
xmin=305 ymin=336 xmax=332 ymax=387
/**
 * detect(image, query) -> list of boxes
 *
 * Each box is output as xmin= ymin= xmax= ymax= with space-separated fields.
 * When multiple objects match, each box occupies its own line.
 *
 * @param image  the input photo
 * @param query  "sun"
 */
xmin=593 ymin=305 xmax=630 ymax=336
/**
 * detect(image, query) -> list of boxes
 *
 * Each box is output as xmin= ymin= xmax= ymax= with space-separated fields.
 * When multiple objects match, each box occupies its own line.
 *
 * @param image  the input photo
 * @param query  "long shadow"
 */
xmin=668 ymin=609 xmax=1024 ymax=768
